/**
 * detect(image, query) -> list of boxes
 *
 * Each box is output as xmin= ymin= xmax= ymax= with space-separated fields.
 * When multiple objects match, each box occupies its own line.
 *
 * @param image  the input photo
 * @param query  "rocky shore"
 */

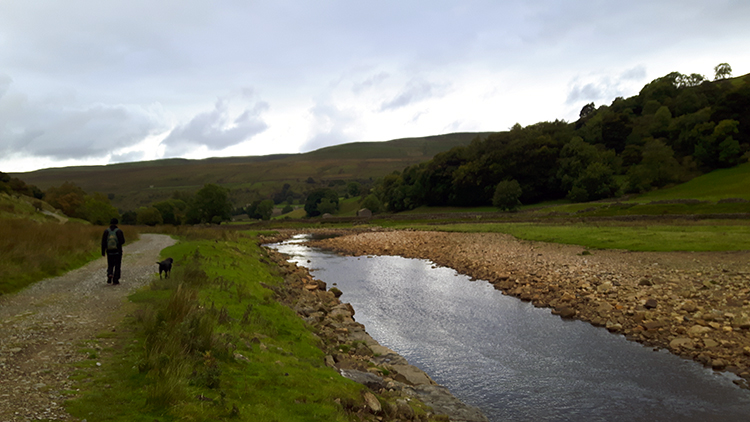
xmin=265 ymin=245 xmax=488 ymax=422
xmin=303 ymin=229 xmax=750 ymax=389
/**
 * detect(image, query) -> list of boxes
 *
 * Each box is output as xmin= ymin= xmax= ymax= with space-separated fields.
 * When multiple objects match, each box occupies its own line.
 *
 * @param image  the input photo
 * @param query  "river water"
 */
xmin=270 ymin=235 xmax=750 ymax=422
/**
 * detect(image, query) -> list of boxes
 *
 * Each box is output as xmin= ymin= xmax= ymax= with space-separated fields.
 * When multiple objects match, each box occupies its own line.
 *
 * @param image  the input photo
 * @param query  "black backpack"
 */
xmin=106 ymin=228 xmax=120 ymax=251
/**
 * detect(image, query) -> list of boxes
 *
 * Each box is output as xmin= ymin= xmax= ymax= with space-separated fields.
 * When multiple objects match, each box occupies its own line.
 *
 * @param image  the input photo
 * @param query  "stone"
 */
xmin=363 ymin=391 xmax=381 ymax=413
xmin=680 ymin=301 xmax=698 ymax=313
xmin=597 ymin=301 xmax=613 ymax=316
xmin=703 ymin=338 xmax=719 ymax=348
xmin=712 ymin=359 xmax=727 ymax=370
xmin=597 ymin=282 xmax=613 ymax=294
xmin=669 ymin=337 xmax=695 ymax=350
xmin=688 ymin=325 xmax=712 ymax=335
xmin=644 ymin=298 xmax=658 ymax=309
xmin=391 ymin=364 xmax=435 ymax=385
xmin=555 ymin=306 xmax=577 ymax=319
xmin=638 ymin=278 xmax=654 ymax=286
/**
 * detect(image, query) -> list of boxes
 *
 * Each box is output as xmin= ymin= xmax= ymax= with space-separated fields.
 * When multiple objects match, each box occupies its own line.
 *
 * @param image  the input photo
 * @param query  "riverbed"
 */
xmin=271 ymin=235 xmax=750 ymax=421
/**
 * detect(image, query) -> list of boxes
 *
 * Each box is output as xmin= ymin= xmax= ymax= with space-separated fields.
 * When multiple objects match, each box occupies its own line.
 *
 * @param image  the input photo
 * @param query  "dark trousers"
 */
xmin=106 ymin=252 xmax=122 ymax=283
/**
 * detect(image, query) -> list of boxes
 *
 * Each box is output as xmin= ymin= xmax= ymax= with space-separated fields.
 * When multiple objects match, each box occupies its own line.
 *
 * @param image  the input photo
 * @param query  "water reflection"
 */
xmin=271 ymin=235 xmax=750 ymax=422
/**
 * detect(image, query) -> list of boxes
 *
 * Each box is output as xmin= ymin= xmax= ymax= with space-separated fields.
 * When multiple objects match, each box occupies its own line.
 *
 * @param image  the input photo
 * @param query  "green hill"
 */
xmin=11 ymin=132 xmax=489 ymax=210
xmin=636 ymin=162 xmax=750 ymax=201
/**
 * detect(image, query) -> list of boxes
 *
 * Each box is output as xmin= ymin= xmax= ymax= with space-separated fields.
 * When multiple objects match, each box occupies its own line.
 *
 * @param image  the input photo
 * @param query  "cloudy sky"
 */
xmin=1 ymin=1 xmax=749 ymax=173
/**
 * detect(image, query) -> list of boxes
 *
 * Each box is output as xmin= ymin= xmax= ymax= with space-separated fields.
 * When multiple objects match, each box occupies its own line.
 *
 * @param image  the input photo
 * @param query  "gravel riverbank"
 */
xmin=305 ymin=229 xmax=750 ymax=388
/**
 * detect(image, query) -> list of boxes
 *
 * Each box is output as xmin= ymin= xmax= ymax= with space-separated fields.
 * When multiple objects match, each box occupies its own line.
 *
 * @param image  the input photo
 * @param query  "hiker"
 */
xmin=101 ymin=218 xmax=126 ymax=285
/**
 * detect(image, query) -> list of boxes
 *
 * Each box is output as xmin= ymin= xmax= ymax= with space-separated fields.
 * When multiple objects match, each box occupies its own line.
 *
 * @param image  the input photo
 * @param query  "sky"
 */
xmin=1 ymin=0 xmax=749 ymax=173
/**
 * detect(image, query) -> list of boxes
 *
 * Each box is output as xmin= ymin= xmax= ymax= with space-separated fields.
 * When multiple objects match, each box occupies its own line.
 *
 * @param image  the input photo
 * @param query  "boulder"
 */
xmin=363 ymin=391 xmax=381 ymax=413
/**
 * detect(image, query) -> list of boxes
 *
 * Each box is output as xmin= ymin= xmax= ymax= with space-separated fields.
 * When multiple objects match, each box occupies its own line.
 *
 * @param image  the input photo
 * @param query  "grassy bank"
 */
xmin=65 ymin=230 xmax=368 ymax=421
xmin=0 ymin=219 xmax=107 ymax=295
xmin=396 ymin=221 xmax=750 ymax=252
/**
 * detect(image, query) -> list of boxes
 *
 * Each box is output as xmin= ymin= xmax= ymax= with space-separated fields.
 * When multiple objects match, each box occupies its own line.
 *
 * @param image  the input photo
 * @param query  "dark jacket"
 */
xmin=101 ymin=225 xmax=126 ymax=255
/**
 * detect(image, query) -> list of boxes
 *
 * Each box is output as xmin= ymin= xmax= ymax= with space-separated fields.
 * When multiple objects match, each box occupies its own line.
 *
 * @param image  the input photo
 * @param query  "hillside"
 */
xmin=11 ymin=132 xmax=488 ymax=210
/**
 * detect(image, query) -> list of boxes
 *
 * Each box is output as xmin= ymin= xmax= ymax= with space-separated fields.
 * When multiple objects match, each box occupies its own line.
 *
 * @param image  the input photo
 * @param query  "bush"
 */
xmin=493 ymin=180 xmax=522 ymax=211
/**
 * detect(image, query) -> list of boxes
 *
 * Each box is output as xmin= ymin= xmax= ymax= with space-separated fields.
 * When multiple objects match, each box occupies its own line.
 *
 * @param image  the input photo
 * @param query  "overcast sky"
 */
xmin=1 ymin=0 xmax=749 ymax=173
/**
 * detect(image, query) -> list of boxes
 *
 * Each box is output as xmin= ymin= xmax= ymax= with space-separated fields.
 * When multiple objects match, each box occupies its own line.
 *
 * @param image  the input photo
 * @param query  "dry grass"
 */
xmin=0 ymin=219 xmax=104 ymax=294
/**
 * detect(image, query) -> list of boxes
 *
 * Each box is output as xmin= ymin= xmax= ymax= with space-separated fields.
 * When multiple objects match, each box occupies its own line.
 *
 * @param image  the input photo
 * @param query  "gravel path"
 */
xmin=0 ymin=234 xmax=176 ymax=421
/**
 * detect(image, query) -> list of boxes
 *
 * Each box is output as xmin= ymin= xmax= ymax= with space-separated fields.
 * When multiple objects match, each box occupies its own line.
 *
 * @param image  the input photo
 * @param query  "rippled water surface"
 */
xmin=271 ymin=236 xmax=750 ymax=422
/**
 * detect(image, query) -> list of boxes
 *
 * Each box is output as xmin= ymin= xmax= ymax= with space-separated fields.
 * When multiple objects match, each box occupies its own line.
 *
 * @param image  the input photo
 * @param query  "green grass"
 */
xmin=65 ymin=231 xmax=366 ymax=421
xmin=402 ymin=221 xmax=750 ymax=251
xmin=636 ymin=162 xmax=750 ymax=202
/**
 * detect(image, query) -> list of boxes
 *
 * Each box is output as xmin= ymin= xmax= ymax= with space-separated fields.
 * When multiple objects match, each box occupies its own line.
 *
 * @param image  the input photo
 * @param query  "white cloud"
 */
xmin=160 ymin=94 xmax=269 ymax=157
xmin=0 ymin=80 xmax=167 ymax=161
xmin=380 ymin=79 xmax=449 ymax=111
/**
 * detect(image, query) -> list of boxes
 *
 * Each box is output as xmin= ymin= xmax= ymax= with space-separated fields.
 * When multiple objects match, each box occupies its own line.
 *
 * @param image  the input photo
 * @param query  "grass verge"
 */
xmin=65 ymin=230 xmax=367 ymax=421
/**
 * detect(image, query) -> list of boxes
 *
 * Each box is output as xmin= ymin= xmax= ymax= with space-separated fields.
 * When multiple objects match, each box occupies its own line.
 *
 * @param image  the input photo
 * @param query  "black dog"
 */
xmin=157 ymin=258 xmax=173 ymax=279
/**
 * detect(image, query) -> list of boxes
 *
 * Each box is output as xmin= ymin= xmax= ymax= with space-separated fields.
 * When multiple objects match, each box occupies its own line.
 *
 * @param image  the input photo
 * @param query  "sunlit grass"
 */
xmin=65 ymin=231 xmax=365 ymax=421
xmin=404 ymin=221 xmax=750 ymax=251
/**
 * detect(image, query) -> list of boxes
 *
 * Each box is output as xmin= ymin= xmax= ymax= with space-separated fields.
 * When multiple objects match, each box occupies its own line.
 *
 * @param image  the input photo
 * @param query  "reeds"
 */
xmin=0 ymin=219 xmax=103 ymax=294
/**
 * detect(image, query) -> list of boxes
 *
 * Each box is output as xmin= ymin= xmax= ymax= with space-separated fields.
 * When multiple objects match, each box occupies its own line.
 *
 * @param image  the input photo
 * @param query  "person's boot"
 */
xmin=107 ymin=274 xmax=113 ymax=284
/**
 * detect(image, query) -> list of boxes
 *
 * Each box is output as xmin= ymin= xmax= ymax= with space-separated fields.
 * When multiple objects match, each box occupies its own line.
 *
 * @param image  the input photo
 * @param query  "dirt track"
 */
xmin=0 ymin=234 xmax=176 ymax=421
xmin=308 ymin=229 xmax=750 ymax=387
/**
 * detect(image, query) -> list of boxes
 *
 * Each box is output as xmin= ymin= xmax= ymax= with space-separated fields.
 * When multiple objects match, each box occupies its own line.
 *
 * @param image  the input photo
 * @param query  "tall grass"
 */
xmin=0 ymin=219 xmax=104 ymax=294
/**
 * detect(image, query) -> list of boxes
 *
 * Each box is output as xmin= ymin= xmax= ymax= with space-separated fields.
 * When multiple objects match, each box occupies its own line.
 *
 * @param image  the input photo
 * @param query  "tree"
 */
xmin=360 ymin=194 xmax=382 ymax=213
xmin=714 ymin=63 xmax=732 ymax=80
xmin=45 ymin=182 xmax=87 ymax=218
xmin=626 ymin=139 xmax=682 ymax=192
xmin=186 ymin=184 xmax=233 ymax=224
xmin=153 ymin=199 xmax=187 ymax=225
xmin=304 ymin=188 xmax=339 ymax=217
xmin=346 ymin=182 xmax=362 ymax=197
xmin=255 ymin=199 xmax=275 ymax=220
xmin=579 ymin=102 xmax=596 ymax=119
xmin=567 ymin=162 xmax=619 ymax=202
xmin=492 ymin=180 xmax=522 ymax=211
xmin=81 ymin=193 xmax=120 ymax=225
xmin=136 ymin=207 xmax=163 ymax=226
xmin=694 ymin=119 xmax=740 ymax=168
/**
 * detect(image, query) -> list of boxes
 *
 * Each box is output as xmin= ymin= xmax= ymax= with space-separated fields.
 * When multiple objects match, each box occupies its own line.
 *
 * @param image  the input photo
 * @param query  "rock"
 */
xmin=340 ymin=369 xmax=387 ymax=391
xmin=680 ymin=301 xmax=698 ymax=312
xmin=638 ymin=278 xmax=654 ymax=286
xmin=712 ymin=359 xmax=727 ymax=370
xmin=703 ymin=338 xmax=719 ymax=348
xmin=734 ymin=317 xmax=750 ymax=330
xmin=726 ymin=297 xmax=744 ymax=307
xmin=597 ymin=282 xmax=613 ymax=293
xmin=669 ymin=337 xmax=695 ymax=350
xmin=324 ymin=355 xmax=336 ymax=368
xmin=396 ymin=399 xmax=415 ymax=420
xmin=688 ymin=325 xmax=713 ymax=335
xmin=391 ymin=364 xmax=435 ymax=385
xmin=596 ymin=301 xmax=613 ymax=316
xmin=644 ymin=298 xmax=658 ymax=309
xmin=555 ymin=306 xmax=577 ymax=319
xmin=363 ymin=391 xmax=381 ymax=413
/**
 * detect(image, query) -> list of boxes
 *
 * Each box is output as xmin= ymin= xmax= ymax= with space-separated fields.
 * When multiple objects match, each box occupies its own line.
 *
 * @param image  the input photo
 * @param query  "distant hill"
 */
xmin=12 ymin=132 xmax=491 ymax=210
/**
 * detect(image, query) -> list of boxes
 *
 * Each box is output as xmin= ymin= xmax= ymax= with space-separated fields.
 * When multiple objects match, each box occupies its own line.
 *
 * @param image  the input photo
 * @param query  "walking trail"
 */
xmin=0 ymin=234 xmax=176 ymax=421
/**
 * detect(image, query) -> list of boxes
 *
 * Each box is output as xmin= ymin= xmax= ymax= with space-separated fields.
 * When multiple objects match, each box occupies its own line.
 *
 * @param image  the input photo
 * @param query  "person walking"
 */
xmin=101 ymin=218 xmax=125 ymax=285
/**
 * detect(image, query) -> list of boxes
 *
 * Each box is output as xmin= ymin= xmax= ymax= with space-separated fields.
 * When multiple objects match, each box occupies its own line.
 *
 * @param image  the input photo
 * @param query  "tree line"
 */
xmin=372 ymin=66 xmax=749 ymax=211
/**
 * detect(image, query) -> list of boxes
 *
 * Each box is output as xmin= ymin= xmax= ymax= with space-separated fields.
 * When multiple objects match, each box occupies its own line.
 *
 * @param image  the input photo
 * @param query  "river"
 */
xmin=270 ymin=235 xmax=750 ymax=422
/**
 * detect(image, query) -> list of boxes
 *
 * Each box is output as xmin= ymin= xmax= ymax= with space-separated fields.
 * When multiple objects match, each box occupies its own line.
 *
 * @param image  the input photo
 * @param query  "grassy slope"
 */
xmin=12 ymin=132 xmax=486 ymax=210
xmin=636 ymin=162 xmax=750 ymax=202
xmin=0 ymin=194 xmax=108 ymax=295
xmin=65 ymin=232 xmax=367 ymax=421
